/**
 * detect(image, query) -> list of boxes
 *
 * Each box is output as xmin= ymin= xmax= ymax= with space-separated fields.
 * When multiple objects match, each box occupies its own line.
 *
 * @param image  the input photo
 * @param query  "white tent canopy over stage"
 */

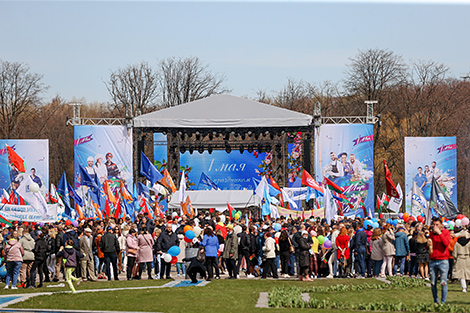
xmin=168 ymin=190 xmax=257 ymax=210
xmin=133 ymin=94 xmax=313 ymax=129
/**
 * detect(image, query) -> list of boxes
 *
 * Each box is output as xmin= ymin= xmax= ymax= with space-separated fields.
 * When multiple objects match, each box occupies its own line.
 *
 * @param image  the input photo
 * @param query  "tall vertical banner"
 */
xmin=74 ymin=126 xmax=133 ymax=192
xmin=0 ymin=140 xmax=49 ymax=193
xmin=153 ymin=133 xmax=168 ymax=170
xmin=404 ymin=137 xmax=457 ymax=215
xmin=314 ymin=124 xmax=374 ymax=217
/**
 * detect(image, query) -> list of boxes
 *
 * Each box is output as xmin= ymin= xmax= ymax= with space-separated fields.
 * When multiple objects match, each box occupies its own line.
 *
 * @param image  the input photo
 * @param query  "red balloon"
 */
xmin=417 ymin=216 xmax=424 ymax=223
xmin=409 ymin=216 xmax=415 ymax=222
xmin=404 ymin=217 xmax=409 ymax=223
xmin=184 ymin=236 xmax=192 ymax=243
xmin=171 ymin=256 xmax=178 ymax=264
xmin=65 ymin=220 xmax=72 ymax=226
xmin=457 ymin=214 xmax=465 ymax=220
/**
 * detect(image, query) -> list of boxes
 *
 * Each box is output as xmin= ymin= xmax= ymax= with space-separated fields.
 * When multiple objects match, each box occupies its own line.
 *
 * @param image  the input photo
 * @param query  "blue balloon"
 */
xmin=372 ymin=218 xmax=378 ymax=223
xmin=392 ymin=220 xmax=398 ymax=226
xmin=273 ymin=223 xmax=281 ymax=232
xmin=0 ymin=265 xmax=6 ymax=278
xmin=386 ymin=219 xmax=391 ymax=224
xmin=364 ymin=220 xmax=372 ymax=228
xmin=185 ymin=230 xmax=195 ymax=240
xmin=372 ymin=222 xmax=380 ymax=229
xmin=168 ymin=246 xmax=181 ymax=257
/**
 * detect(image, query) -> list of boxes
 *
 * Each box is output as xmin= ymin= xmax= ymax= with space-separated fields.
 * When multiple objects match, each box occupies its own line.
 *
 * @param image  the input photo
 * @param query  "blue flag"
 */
xmin=262 ymin=187 xmax=272 ymax=216
xmin=140 ymin=151 xmax=164 ymax=186
xmin=199 ymin=172 xmax=219 ymax=190
xmin=138 ymin=182 xmax=151 ymax=202
xmin=133 ymin=184 xmax=139 ymax=220
xmin=79 ymin=165 xmax=98 ymax=189
xmin=252 ymin=178 xmax=281 ymax=197
xmin=121 ymin=196 xmax=134 ymax=219
xmin=58 ymin=172 xmax=72 ymax=217
xmin=68 ymin=183 xmax=83 ymax=207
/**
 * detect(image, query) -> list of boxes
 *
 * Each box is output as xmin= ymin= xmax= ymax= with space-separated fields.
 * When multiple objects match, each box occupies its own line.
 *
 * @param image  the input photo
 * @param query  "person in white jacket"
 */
xmin=261 ymin=232 xmax=278 ymax=279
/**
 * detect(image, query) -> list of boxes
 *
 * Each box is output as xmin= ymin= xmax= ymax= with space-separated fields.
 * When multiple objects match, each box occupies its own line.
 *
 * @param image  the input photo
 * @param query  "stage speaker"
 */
xmin=137 ymin=140 xmax=145 ymax=176
xmin=302 ymin=138 xmax=311 ymax=173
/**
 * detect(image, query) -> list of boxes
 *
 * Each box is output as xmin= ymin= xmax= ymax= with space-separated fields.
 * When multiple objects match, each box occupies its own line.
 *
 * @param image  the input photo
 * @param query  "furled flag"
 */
xmin=324 ymin=176 xmax=343 ymax=194
xmin=160 ymin=168 xmax=177 ymax=193
xmin=269 ymin=176 xmax=284 ymax=206
xmin=16 ymin=174 xmax=49 ymax=218
xmin=140 ymin=151 xmax=164 ymax=186
xmin=384 ymin=160 xmax=399 ymax=198
xmin=199 ymin=172 xmax=219 ymax=190
xmin=178 ymin=171 xmax=186 ymax=204
xmin=261 ymin=187 xmax=272 ymax=216
xmin=6 ymin=144 xmax=25 ymax=173
xmin=430 ymin=176 xmax=459 ymax=220
xmin=57 ymin=172 xmax=72 ymax=217
xmin=182 ymin=196 xmax=194 ymax=218
xmin=301 ymin=170 xmax=324 ymax=195
xmin=120 ymin=179 xmax=134 ymax=203
xmin=376 ymin=195 xmax=383 ymax=219
xmin=103 ymin=180 xmax=117 ymax=206
xmin=357 ymin=195 xmax=368 ymax=218
xmin=324 ymin=187 xmax=337 ymax=224
xmin=411 ymin=180 xmax=429 ymax=223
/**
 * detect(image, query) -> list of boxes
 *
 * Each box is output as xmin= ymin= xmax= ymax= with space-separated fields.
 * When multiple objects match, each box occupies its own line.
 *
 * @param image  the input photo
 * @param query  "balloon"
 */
xmin=234 ymin=213 xmax=241 ymax=220
xmin=398 ymin=213 xmax=404 ymax=219
xmin=448 ymin=224 xmax=454 ymax=230
xmin=184 ymin=225 xmax=193 ymax=233
xmin=65 ymin=220 xmax=72 ymax=226
xmin=171 ymin=212 xmax=178 ymax=218
xmin=184 ymin=236 xmax=192 ymax=243
xmin=456 ymin=219 xmax=462 ymax=228
xmin=317 ymin=235 xmax=325 ymax=245
xmin=171 ymin=256 xmax=178 ymax=264
xmin=372 ymin=218 xmax=378 ymax=223
xmin=29 ymin=182 xmax=40 ymax=193
xmin=448 ymin=220 xmax=455 ymax=227
xmin=364 ymin=220 xmax=372 ymax=228
xmin=417 ymin=216 xmax=424 ymax=223
xmin=72 ymin=220 xmax=79 ymax=227
xmin=185 ymin=230 xmax=195 ymax=240
xmin=403 ymin=213 xmax=409 ymax=220
xmin=403 ymin=217 xmax=409 ymax=223
xmin=457 ymin=214 xmax=464 ymax=220
xmin=39 ymin=222 xmax=45 ymax=228
xmin=273 ymin=223 xmax=281 ymax=232
xmin=168 ymin=246 xmax=181 ymax=257
xmin=163 ymin=253 xmax=172 ymax=263
xmin=409 ymin=216 xmax=415 ymax=222
xmin=461 ymin=217 xmax=470 ymax=226
xmin=275 ymin=237 xmax=279 ymax=244
xmin=219 ymin=215 xmax=226 ymax=224
xmin=372 ymin=222 xmax=380 ymax=229
xmin=323 ymin=239 xmax=332 ymax=249
xmin=0 ymin=265 xmax=6 ymax=278
xmin=193 ymin=226 xmax=202 ymax=237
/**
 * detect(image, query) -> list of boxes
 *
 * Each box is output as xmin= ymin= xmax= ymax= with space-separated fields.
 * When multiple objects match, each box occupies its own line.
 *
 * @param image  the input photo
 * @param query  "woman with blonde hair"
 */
xmin=380 ymin=224 xmax=395 ymax=277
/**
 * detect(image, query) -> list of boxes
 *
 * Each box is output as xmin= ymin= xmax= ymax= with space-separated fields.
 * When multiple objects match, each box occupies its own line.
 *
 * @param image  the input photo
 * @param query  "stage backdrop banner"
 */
xmin=314 ymin=124 xmax=374 ymax=217
xmin=179 ymin=150 xmax=270 ymax=190
xmin=74 ymin=126 xmax=133 ymax=192
xmin=0 ymin=204 xmax=58 ymax=223
xmin=404 ymin=137 xmax=457 ymax=215
xmin=153 ymin=133 xmax=167 ymax=170
xmin=0 ymin=139 xmax=49 ymax=193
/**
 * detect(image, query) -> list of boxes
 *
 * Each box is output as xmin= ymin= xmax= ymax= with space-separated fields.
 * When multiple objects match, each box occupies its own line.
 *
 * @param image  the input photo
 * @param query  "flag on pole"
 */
xmin=357 ymin=195 xmax=367 ymax=217
xmin=376 ymin=195 xmax=383 ymax=219
xmin=78 ymin=165 xmax=98 ymax=189
xmin=199 ymin=172 xmax=219 ymax=190
xmin=281 ymin=188 xmax=298 ymax=210
xmin=16 ymin=174 xmax=49 ymax=218
xmin=269 ymin=177 xmax=284 ymax=206
xmin=324 ymin=187 xmax=337 ymax=224
xmin=411 ymin=180 xmax=429 ymax=222
xmin=103 ymin=180 xmax=117 ymax=206
xmin=140 ymin=151 xmax=164 ymax=186
xmin=324 ymin=176 xmax=343 ymax=194
xmin=261 ymin=187 xmax=272 ymax=216
xmin=57 ymin=172 xmax=72 ymax=217
xmin=160 ymin=168 xmax=177 ymax=193
xmin=430 ymin=177 xmax=459 ymax=220
xmin=0 ymin=213 xmax=12 ymax=226
xmin=6 ymin=144 xmax=25 ymax=173
xmin=301 ymin=170 xmax=324 ymax=195
xmin=67 ymin=183 xmax=83 ymax=207
xmin=119 ymin=180 xmax=133 ymax=202
xmin=384 ymin=160 xmax=399 ymax=198
xmin=182 ymin=196 xmax=194 ymax=218
xmin=178 ymin=171 xmax=186 ymax=204
xmin=114 ymin=197 xmax=122 ymax=219
xmin=227 ymin=201 xmax=236 ymax=219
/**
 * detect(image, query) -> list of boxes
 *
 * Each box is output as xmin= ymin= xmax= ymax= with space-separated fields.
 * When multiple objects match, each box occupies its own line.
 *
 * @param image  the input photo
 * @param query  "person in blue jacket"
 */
xmin=200 ymin=226 xmax=220 ymax=280
xmin=393 ymin=226 xmax=410 ymax=276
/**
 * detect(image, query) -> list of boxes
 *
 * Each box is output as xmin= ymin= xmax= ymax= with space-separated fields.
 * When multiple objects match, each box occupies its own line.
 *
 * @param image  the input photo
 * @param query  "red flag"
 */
xmin=7 ymin=145 xmax=25 ymax=173
xmin=301 ymin=170 xmax=324 ymax=194
xmin=269 ymin=176 xmax=284 ymax=206
xmin=384 ymin=160 xmax=399 ymax=198
xmin=376 ymin=195 xmax=383 ymax=219
xmin=114 ymin=197 xmax=122 ymax=219
xmin=227 ymin=201 xmax=236 ymax=219
xmin=103 ymin=180 xmax=117 ymax=206
xmin=324 ymin=176 xmax=344 ymax=193
xmin=182 ymin=196 xmax=194 ymax=218
xmin=75 ymin=204 xmax=85 ymax=220
xmin=105 ymin=199 xmax=111 ymax=218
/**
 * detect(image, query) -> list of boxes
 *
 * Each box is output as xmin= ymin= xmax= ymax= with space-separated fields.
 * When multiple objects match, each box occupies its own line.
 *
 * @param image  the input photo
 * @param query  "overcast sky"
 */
xmin=1 ymin=0 xmax=469 ymax=104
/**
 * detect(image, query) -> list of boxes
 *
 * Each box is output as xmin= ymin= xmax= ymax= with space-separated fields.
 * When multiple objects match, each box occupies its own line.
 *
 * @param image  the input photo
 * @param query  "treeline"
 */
xmin=1 ymin=51 xmax=469 ymax=214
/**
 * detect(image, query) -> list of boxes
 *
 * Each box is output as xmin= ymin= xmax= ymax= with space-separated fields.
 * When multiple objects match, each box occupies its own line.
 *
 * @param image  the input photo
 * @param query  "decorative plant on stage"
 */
xmin=180 ymin=165 xmax=195 ymax=189
xmin=256 ymin=150 xmax=273 ymax=177
xmin=288 ymin=132 xmax=302 ymax=183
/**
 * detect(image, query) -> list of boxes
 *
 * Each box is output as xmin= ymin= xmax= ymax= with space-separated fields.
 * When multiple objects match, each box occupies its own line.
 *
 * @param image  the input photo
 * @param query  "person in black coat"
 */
xmin=155 ymin=223 xmax=179 ymax=279
xmin=184 ymin=246 xmax=207 ymax=283
xmin=32 ymin=231 xmax=50 ymax=287
xmin=298 ymin=231 xmax=312 ymax=281
xmin=100 ymin=226 xmax=120 ymax=281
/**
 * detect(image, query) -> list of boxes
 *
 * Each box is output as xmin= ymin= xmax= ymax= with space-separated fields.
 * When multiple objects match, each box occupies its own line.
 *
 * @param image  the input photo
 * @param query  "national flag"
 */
xmin=178 ymin=171 xmax=186 ymax=204
xmin=57 ymin=172 xmax=72 ymax=217
xmin=384 ymin=160 xmax=399 ymax=198
xmin=16 ymin=174 xmax=49 ymax=218
xmin=430 ymin=176 xmax=459 ymax=220
xmin=181 ymin=196 xmax=194 ymax=218
xmin=376 ymin=195 xmax=383 ymax=219
xmin=1 ymin=189 xmax=9 ymax=204
xmin=6 ymin=144 xmax=25 ymax=173
xmin=269 ymin=176 xmax=284 ymax=206
xmin=160 ymin=168 xmax=177 ymax=193
xmin=104 ymin=199 xmax=111 ymax=218
xmin=119 ymin=180 xmax=133 ymax=202
xmin=199 ymin=172 xmax=219 ymax=190
xmin=411 ymin=181 xmax=428 ymax=222
xmin=227 ymin=201 xmax=236 ymax=218
xmin=381 ymin=193 xmax=390 ymax=207
xmin=357 ymin=195 xmax=367 ymax=217
xmin=324 ymin=176 xmax=343 ymax=194
xmin=50 ymin=184 xmax=64 ymax=208
xmin=103 ymin=180 xmax=117 ymax=205
xmin=324 ymin=187 xmax=337 ymax=223
xmin=301 ymin=170 xmax=324 ymax=194
xmin=0 ymin=213 xmax=12 ymax=226
xmin=253 ymin=177 xmax=280 ymax=198
xmin=78 ymin=164 xmax=98 ymax=189
xmin=140 ymin=151 xmax=164 ymax=186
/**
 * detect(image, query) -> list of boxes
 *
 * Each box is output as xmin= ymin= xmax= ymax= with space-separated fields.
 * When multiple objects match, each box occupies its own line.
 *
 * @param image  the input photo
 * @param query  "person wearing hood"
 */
xmin=452 ymin=228 xmax=470 ymax=293
xmin=32 ymin=231 xmax=50 ymax=288
xmin=56 ymin=239 xmax=84 ymax=293
xmin=3 ymin=236 xmax=24 ymax=289
xmin=298 ymin=230 xmax=312 ymax=281
xmin=19 ymin=226 xmax=35 ymax=288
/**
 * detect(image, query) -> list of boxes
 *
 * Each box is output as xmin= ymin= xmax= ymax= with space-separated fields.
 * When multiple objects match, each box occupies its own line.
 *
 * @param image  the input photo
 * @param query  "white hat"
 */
xmin=87 ymin=156 xmax=94 ymax=162
xmin=95 ymin=154 xmax=104 ymax=161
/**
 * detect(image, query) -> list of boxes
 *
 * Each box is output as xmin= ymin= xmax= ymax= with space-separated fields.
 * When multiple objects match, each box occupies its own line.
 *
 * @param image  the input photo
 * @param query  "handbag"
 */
xmin=288 ymin=237 xmax=295 ymax=254
xmin=128 ymin=248 xmax=138 ymax=255
xmin=132 ymin=258 xmax=139 ymax=277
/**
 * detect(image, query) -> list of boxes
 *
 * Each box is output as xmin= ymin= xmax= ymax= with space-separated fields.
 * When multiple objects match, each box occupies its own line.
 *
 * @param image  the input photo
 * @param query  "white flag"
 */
xmin=281 ymin=188 xmax=298 ymax=210
xmin=324 ymin=187 xmax=337 ymax=224
xmin=388 ymin=183 xmax=403 ymax=213
xmin=17 ymin=174 xmax=49 ymax=218
xmin=411 ymin=181 xmax=430 ymax=224
xmin=178 ymin=171 xmax=186 ymax=204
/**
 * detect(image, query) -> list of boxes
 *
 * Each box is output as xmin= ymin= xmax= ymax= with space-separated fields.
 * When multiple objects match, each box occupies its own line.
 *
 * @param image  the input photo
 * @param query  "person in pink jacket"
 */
xmin=137 ymin=227 xmax=155 ymax=280
xmin=126 ymin=228 xmax=139 ymax=280
xmin=4 ymin=236 xmax=24 ymax=289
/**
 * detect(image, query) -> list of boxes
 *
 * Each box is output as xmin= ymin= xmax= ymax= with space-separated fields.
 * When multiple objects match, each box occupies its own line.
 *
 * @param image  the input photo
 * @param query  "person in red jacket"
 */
xmin=428 ymin=217 xmax=451 ymax=305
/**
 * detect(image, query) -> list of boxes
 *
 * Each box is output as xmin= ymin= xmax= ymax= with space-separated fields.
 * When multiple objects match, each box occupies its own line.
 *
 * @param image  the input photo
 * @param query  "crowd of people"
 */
xmin=1 ymin=211 xmax=469 ymax=304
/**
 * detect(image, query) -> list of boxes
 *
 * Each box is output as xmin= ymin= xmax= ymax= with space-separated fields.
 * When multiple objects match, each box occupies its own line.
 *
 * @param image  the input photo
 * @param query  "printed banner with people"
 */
xmin=314 ymin=124 xmax=374 ymax=217
xmin=74 ymin=125 xmax=133 ymax=195
xmin=404 ymin=136 xmax=457 ymax=216
xmin=0 ymin=139 xmax=49 ymax=194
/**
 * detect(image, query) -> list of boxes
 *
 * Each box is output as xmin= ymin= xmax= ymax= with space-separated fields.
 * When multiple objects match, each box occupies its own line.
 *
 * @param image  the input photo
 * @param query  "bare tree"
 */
xmin=159 ymin=57 xmax=230 ymax=107
xmin=0 ymin=60 xmax=47 ymax=138
xmin=105 ymin=62 xmax=160 ymax=117
xmin=344 ymin=48 xmax=407 ymax=109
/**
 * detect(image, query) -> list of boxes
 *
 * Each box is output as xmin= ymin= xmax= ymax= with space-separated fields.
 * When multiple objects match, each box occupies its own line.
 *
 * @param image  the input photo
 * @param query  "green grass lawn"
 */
xmin=6 ymin=278 xmax=469 ymax=313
